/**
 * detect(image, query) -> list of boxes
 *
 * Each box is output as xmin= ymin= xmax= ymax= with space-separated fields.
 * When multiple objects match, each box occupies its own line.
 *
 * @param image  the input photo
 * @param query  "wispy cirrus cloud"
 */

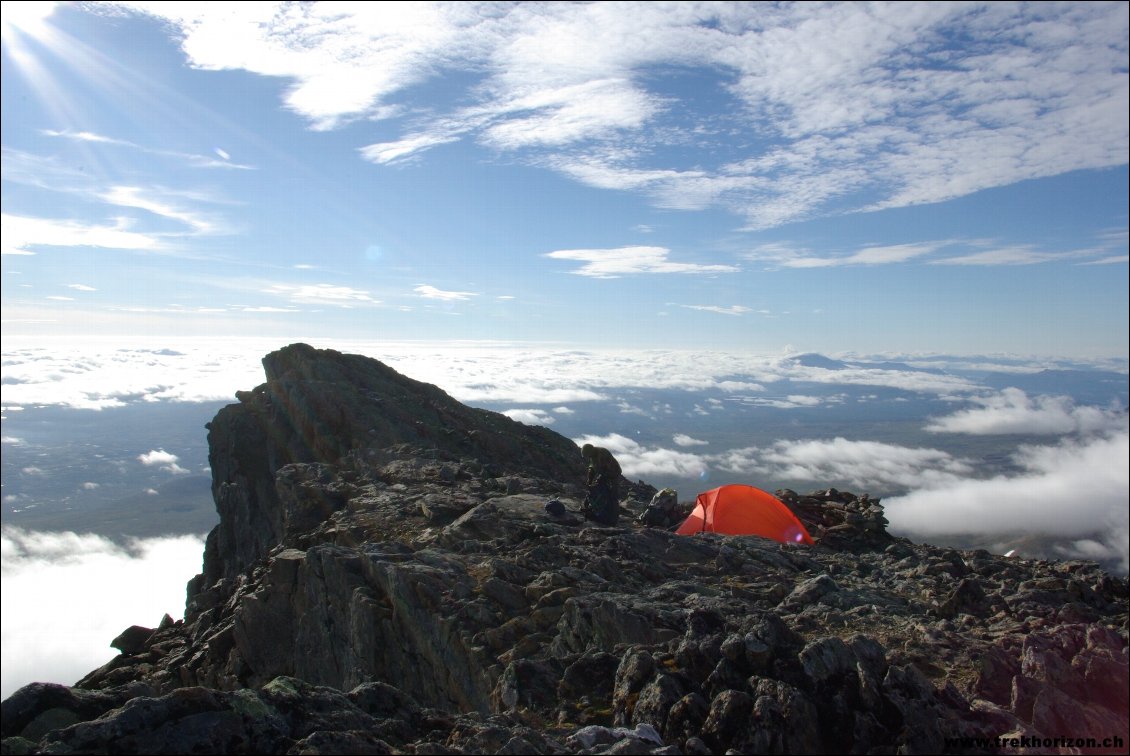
xmin=929 ymin=245 xmax=1095 ymax=266
xmin=119 ymin=2 xmax=1128 ymax=229
xmin=41 ymin=129 xmax=255 ymax=170
xmin=101 ymin=186 xmax=220 ymax=235
xmin=746 ymin=234 xmax=1129 ymax=269
xmin=545 ymin=246 xmax=738 ymax=278
xmin=40 ymin=129 xmax=125 ymax=145
xmin=679 ymin=305 xmax=752 ymax=316
xmin=1082 ymin=255 xmax=1130 ymax=266
xmin=360 ymin=132 xmax=463 ymax=165
xmin=1 ymin=149 xmax=235 ymax=255
xmin=414 ymin=284 xmax=478 ymax=302
xmin=1 ymin=213 xmax=161 ymax=255
xmin=238 ymin=306 xmax=299 ymax=313
xmin=261 ymin=283 xmax=379 ymax=307
xmin=753 ymin=243 xmax=945 ymax=269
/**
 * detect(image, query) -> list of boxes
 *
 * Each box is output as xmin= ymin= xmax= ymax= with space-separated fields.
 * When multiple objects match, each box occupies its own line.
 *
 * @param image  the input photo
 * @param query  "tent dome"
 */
xmin=676 ymin=484 xmax=814 ymax=545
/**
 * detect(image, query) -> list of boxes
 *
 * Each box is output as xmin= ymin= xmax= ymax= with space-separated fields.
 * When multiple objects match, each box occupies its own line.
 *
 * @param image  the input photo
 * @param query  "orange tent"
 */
xmin=676 ymin=484 xmax=814 ymax=545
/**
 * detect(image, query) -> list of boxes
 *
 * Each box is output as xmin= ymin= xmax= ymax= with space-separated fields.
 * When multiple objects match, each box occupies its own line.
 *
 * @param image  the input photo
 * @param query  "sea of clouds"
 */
xmin=1 ymin=529 xmax=204 ymax=699
xmin=1 ymin=337 xmax=1127 ymax=696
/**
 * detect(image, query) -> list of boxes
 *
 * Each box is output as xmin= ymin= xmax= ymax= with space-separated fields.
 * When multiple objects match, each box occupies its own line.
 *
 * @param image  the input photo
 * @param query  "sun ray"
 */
xmin=1 ymin=1 xmax=57 ymax=45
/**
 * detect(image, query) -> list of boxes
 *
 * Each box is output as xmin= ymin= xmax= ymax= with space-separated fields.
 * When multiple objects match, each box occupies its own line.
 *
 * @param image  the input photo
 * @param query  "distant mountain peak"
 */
xmin=788 ymin=353 xmax=849 ymax=370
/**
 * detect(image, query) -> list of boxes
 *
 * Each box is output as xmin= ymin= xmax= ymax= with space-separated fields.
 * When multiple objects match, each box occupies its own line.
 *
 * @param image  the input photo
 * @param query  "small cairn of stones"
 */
xmin=776 ymin=488 xmax=892 ymax=549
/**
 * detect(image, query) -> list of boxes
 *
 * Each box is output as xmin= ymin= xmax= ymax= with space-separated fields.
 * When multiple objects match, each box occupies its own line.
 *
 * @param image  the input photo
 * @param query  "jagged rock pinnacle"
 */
xmin=201 ymin=343 xmax=585 ymax=585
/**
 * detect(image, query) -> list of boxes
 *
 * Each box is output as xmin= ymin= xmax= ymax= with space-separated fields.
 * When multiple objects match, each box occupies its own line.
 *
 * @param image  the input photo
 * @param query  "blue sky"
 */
xmin=2 ymin=1 xmax=1128 ymax=355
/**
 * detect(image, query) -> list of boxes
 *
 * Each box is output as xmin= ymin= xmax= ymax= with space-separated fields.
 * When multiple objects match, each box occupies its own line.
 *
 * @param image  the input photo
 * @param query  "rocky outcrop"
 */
xmin=3 ymin=344 xmax=1127 ymax=755
xmin=200 ymin=343 xmax=586 ymax=585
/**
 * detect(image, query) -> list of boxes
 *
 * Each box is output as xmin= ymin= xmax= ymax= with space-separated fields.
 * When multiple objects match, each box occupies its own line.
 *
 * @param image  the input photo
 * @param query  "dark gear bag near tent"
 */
xmin=676 ymin=484 xmax=814 ymax=545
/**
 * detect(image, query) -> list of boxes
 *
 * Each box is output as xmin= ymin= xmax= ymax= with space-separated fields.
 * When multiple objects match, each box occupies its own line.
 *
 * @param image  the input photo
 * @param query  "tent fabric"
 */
xmin=676 ymin=484 xmax=814 ymax=545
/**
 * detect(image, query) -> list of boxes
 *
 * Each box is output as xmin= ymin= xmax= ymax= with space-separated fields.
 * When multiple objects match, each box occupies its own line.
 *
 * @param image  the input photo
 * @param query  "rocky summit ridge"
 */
xmin=2 ymin=344 xmax=1127 ymax=755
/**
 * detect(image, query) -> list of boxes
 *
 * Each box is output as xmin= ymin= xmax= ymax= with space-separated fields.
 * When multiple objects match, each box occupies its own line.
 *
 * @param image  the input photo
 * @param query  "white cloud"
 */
xmin=1 ymin=213 xmax=161 ymax=255
xmin=930 ymin=245 xmax=1088 ymax=266
xmin=137 ymin=449 xmax=178 ymax=466
xmin=673 ymin=433 xmax=708 ymax=447
xmin=845 ymin=244 xmax=942 ymax=266
xmin=742 ymin=238 xmax=1116 ymax=270
xmin=40 ymin=129 xmax=126 ymax=145
xmin=1 ymin=527 xmax=205 ymax=698
xmin=712 ymin=437 xmax=976 ymax=491
xmin=483 ymin=77 xmax=656 ymax=149
xmin=123 ymin=2 xmax=494 ymax=130
xmin=1 ymin=437 xmax=23 ymax=445
xmin=35 ymin=3 xmax=1130 ymax=230
xmin=0 ymin=342 xmax=270 ymax=409
xmin=733 ymin=394 xmax=831 ymax=409
xmin=262 ymin=283 xmax=379 ymax=306
xmin=575 ymin=433 xmax=710 ymax=479
xmin=101 ymin=186 xmax=218 ymax=235
xmin=926 ymin=388 xmax=1128 ymax=435
xmin=549 ymin=158 xmax=706 ymax=194
xmin=715 ymin=381 xmax=768 ymax=393
xmin=501 ymin=408 xmax=555 ymax=426
xmin=544 ymin=246 xmax=738 ymax=278
xmin=41 ymin=130 xmax=255 ymax=170
xmin=360 ymin=132 xmax=462 ymax=165
xmin=680 ymin=305 xmax=752 ymax=316
xmin=0 ymin=150 xmax=238 ymax=257
xmin=0 ymin=339 xmax=1115 ymax=417
xmin=779 ymin=362 xmax=982 ymax=395
xmin=66 ymin=284 xmax=97 ymax=292
xmin=1081 ymin=255 xmax=1130 ymax=266
xmin=745 ymin=242 xmax=944 ymax=268
xmin=614 ymin=402 xmax=650 ymax=419
xmin=414 ymin=284 xmax=478 ymax=301
xmin=138 ymin=449 xmax=188 ymax=474
xmin=886 ymin=431 xmax=1129 ymax=573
